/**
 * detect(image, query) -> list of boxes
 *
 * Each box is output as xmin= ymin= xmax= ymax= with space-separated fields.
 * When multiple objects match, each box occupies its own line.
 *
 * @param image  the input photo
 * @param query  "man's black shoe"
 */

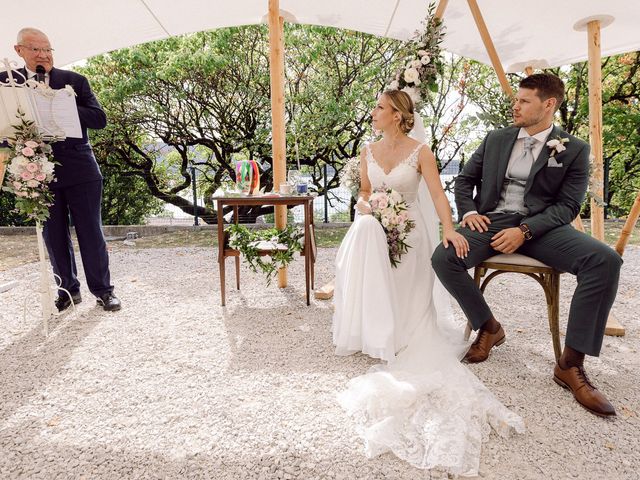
xmin=55 ymin=292 xmax=82 ymax=312
xmin=97 ymin=292 xmax=121 ymax=312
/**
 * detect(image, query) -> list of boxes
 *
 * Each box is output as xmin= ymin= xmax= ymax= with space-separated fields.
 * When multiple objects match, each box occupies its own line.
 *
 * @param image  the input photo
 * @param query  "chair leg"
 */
xmin=235 ymin=255 xmax=240 ymax=290
xmin=549 ymin=273 xmax=562 ymax=362
xmin=464 ymin=322 xmax=472 ymax=341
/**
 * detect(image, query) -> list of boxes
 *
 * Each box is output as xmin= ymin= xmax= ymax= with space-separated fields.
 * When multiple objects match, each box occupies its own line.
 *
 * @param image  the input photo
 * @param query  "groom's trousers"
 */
xmin=431 ymin=213 xmax=622 ymax=357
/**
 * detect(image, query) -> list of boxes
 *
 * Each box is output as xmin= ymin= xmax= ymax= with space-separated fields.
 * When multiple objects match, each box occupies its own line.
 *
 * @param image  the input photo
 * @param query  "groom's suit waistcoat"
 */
xmin=454 ymin=125 xmax=590 ymax=238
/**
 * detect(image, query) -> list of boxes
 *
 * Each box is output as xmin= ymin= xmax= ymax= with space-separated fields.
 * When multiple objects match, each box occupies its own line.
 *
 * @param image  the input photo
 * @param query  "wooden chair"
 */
xmin=465 ymin=253 xmax=563 ymax=361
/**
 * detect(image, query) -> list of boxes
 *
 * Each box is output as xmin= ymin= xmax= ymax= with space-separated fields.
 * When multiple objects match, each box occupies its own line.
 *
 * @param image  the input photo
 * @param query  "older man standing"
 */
xmin=6 ymin=27 xmax=121 ymax=311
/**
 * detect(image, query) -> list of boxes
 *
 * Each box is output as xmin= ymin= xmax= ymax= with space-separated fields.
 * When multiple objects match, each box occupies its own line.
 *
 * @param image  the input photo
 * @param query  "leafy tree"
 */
xmin=80 ymin=25 xmax=403 ymax=223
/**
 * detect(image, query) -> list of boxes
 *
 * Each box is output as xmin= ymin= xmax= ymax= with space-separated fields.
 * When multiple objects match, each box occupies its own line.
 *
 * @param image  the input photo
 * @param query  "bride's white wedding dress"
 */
xmin=332 ymin=142 xmax=524 ymax=477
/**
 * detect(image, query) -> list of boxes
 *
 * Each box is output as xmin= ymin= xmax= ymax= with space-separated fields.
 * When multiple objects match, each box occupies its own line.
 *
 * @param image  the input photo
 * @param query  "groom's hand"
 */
xmin=461 ymin=213 xmax=491 ymax=232
xmin=490 ymin=227 xmax=525 ymax=254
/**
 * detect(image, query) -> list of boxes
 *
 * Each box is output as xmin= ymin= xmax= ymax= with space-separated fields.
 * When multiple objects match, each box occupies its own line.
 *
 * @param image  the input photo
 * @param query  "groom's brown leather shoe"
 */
xmin=553 ymin=363 xmax=616 ymax=417
xmin=463 ymin=325 xmax=505 ymax=363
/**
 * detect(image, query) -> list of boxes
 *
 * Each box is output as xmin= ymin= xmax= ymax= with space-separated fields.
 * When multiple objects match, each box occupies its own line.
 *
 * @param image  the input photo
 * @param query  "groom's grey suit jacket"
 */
xmin=454 ymin=125 xmax=590 ymax=237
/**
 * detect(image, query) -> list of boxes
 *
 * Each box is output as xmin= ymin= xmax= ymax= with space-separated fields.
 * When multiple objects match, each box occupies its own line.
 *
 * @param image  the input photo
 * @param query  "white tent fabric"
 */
xmin=441 ymin=0 xmax=640 ymax=72
xmin=2 ymin=1 xmax=639 ymax=69
xmin=0 ymin=0 xmax=427 ymax=67
xmin=2 ymin=1 xmax=639 ymax=70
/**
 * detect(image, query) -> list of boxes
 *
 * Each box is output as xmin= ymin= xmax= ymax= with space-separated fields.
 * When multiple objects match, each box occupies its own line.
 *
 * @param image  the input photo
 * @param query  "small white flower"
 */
xmin=403 ymin=68 xmax=420 ymax=84
xmin=401 ymin=86 xmax=421 ymax=105
xmin=546 ymin=139 xmax=560 ymax=148
xmin=555 ymin=144 xmax=567 ymax=153
xmin=421 ymin=55 xmax=431 ymax=65
xmin=411 ymin=59 xmax=423 ymax=69
xmin=387 ymin=80 xmax=400 ymax=90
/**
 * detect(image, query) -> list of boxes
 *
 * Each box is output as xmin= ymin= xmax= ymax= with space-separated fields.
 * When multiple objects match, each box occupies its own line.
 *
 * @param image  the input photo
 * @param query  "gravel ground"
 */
xmin=0 ymin=245 xmax=639 ymax=479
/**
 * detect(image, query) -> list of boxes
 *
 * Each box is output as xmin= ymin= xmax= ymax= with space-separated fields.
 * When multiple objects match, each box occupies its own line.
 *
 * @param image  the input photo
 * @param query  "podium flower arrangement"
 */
xmin=1 ymin=111 xmax=57 ymax=222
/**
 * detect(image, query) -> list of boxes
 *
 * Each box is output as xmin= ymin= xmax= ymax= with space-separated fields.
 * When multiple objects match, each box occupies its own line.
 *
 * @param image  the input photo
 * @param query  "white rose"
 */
xmin=40 ymin=160 xmax=55 ymax=175
xmin=8 ymin=160 xmax=24 ymax=176
xmin=401 ymin=86 xmax=422 ymax=105
xmin=418 ymin=49 xmax=428 ymax=56
xmin=390 ymin=191 xmax=402 ymax=204
xmin=387 ymin=80 xmax=399 ymax=90
xmin=421 ymin=55 xmax=431 ymax=65
xmin=381 ymin=217 xmax=390 ymax=228
xmin=546 ymin=139 xmax=560 ymax=148
xmin=411 ymin=59 xmax=423 ymax=69
xmin=555 ymin=144 xmax=567 ymax=153
xmin=403 ymin=68 xmax=420 ymax=84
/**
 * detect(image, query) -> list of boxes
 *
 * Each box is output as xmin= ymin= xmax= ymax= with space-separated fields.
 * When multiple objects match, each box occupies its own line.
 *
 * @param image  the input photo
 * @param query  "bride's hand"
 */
xmin=443 ymin=230 xmax=469 ymax=258
xmin=356 ymin=198 xmax=372 ymax=215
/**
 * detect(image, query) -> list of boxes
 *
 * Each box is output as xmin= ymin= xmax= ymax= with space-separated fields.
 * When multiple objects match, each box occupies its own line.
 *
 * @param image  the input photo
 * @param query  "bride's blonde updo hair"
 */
xmin=383 ymin=89 xmax=415 ymax=135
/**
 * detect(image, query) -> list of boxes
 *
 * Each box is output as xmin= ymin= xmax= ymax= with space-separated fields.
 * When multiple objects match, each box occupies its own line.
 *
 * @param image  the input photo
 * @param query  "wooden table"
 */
xmin=215 ymin=194 xmax=316 ymax=306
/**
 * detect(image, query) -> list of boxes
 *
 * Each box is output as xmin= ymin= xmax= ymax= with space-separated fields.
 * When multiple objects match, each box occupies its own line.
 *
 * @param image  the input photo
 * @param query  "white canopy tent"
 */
xmin=2 ymin=1 xmax=639 ymax=318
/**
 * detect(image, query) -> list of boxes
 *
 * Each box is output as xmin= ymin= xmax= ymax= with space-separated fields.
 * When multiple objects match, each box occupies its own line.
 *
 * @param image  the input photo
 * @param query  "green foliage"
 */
xmin=79 ymin=25 xmax=403 ymax=223
xmin=226 ymin=224 xmax=304 ymax=285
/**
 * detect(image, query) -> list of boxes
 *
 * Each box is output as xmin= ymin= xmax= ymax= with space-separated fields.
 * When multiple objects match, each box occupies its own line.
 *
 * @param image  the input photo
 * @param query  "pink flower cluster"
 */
xmin=6 ymin=139 xmax=55 ymax=199
xmin=369 ymin=187 xmax=415 ymax=268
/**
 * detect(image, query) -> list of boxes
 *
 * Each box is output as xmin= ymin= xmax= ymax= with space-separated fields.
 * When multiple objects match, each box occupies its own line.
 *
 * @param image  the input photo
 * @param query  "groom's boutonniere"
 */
xmin=546 ymin=136 xmax=569 ymax=167
xmin=546 ymin=136 xmax=569 ymax=158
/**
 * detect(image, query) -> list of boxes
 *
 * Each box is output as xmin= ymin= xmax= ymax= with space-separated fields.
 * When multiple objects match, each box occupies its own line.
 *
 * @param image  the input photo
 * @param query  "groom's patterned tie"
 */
xmin=508 ymin=136 xmax=536 ymax=180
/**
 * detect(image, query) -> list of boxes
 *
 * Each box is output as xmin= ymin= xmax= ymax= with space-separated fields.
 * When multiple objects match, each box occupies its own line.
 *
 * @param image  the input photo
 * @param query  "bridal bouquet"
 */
xmin=1 ymin=111 xmax=57 ymax=222
xmin=339 ymin=156 xmax=360 ymax=198
xmin=369 ymin=188 xmax=415 ymax=268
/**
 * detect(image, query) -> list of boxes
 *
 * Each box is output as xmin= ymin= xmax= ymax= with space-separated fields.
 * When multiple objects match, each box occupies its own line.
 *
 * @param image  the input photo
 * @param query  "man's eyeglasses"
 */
xmin=18 ymin=45 xmax=54 ymax=54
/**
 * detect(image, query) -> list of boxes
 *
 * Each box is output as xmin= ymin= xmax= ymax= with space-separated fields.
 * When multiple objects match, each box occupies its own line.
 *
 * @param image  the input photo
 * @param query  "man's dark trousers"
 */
xmin=431 ymin=212 xmax=622 ymax=357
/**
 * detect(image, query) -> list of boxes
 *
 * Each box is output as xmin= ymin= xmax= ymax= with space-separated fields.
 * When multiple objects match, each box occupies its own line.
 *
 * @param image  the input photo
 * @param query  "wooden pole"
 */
xmin=466 ymin=0 xmax=513 ymax=98
xmin=585 ymin=20 xmax=624 ymax=336
xmin=587 ymin=20 xmax=605 ymax=242
xmin=268 ymin=0 xmax=288 ymax=288
xmin=0 ymin=148 xmax=9 ymax=186
xmin=435 ymin=0 xmax=449 ymax=19
xmin=615 ymin=190 xmax=640 ymax=256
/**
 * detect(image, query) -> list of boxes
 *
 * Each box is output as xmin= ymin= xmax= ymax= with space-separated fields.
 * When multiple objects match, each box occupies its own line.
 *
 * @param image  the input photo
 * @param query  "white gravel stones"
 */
xmin=0 ymin=245 xmax=639 ymax=479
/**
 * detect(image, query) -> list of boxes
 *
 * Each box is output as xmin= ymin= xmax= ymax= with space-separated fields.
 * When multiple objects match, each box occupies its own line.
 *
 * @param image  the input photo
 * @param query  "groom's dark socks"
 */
xmin=482 ymin=316 xmax=501 ymax=334
xmin=558 ymin=346 xmax=585 ymax=369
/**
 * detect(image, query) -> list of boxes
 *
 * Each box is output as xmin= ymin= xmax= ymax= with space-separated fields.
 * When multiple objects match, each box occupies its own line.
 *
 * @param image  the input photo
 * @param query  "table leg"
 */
xmin=304 ymin=200 xmax=311 ymax=305
xmin=217 ymin=199 xmax=226 ymax=306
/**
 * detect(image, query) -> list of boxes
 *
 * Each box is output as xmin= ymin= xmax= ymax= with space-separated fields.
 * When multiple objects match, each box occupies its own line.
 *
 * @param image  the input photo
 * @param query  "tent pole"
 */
xmin=268 ymin=0 xmax=288 ymax=287
xmin=586 ymin=20 xmax=625 ymax=336
xmin=466 ymin=0 xmax=513 ymax=98
xmin=435 ymin=0 xmax=449 ymax=19
xmin=524 ymin=66 xmax=534 ymax=76
xmin=587 ymin=20 xmax=604 ymax=241
xmin=615 ymin=190 xmax=640 ymax=256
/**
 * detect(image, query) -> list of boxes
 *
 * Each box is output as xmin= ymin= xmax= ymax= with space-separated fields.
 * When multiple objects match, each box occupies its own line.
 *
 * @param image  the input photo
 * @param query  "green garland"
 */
xmin=226 ymin=224 xmax=304 ymax=285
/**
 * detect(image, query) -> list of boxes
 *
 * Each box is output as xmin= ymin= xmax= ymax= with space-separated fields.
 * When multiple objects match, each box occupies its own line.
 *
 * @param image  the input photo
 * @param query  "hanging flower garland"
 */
xmin=226 ymin=224 xmax=304 ymax=285
xmin=385 ymin=3 xmax=445 ymax=107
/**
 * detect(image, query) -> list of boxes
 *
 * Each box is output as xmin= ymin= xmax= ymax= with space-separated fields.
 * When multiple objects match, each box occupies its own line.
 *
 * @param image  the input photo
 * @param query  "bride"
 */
xmin=333 ymin=90 xmax=524 ymax=476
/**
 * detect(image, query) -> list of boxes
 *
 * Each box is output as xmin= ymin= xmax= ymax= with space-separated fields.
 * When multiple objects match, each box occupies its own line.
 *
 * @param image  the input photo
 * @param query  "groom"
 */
xmin=432 ymin=73 xmax=622 ymax=417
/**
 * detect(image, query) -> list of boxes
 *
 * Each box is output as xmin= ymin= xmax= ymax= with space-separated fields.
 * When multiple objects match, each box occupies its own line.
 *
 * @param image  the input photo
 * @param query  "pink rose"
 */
xmin=36 ymin=173 xmax=47 ymax=181
xmin=29 ymin=191 xmax=40 ymax=198
xmin=12 ymin=181 xmax=22 ymax=190
xmin=26 ymin=179 xmax=40 ymax=188
xmin=21 ymin=171 xmax=34 ymax=180
xmin=16 ymin=190 xmax=28 ymax=197
xmin=25 ymin=140 xmax=39 ymax=148
xmin=378 ymin=197 xmax=388 ymax=209
xmin=25 ymin=162 xmax=39 ymax=173
xmin=21 ymin=147 xmax=35 ymax=157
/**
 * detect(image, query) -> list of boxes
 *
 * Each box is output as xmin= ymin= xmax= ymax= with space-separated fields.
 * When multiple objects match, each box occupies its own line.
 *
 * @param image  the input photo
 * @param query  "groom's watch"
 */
xmin=518 ymin=223 xmax=533 ymax=241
